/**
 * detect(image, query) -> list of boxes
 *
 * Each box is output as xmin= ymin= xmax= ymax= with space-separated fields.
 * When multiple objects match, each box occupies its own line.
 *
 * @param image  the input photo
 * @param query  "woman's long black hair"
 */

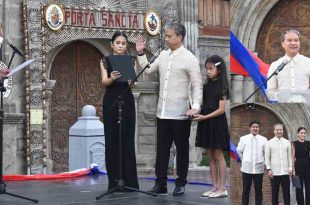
xmin=205 ymin=55 xmax=229 ymax=99
xmin=111 ymin=31 xmax=128 ymax=43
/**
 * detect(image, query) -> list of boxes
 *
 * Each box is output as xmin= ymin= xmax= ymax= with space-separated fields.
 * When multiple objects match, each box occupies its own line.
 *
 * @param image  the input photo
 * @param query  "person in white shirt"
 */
xmin=265 ymin=123 xmax=292 ymax=205
xmin=237 ymin=121 xmax=267 ymax=205
xmin=135 ymin=22 xmax=203 ymax=196
xmin=266 ymin=29 xmax=310 ymax=101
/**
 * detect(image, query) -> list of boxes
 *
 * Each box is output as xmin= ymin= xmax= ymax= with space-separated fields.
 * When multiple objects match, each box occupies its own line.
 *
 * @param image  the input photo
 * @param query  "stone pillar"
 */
xmin=231 ymin=75 xmax=244 ymax=103
xmin=3 ymin=113 xmax=25 ymax=174
xmin=177 ymin=0 xmax=202 ymax=168
xmin=243 ymin=76 xmax=255 ymax=103
xmin=44 ymin=79 xmax=56 ymax=173
xmin=178 ymin=0 xmax=199 ymax=55
xmin=133 ymin=82 xmax=159 ymax=173
xmin=133 ymin=92 xmax=141 ymax=155
xmin=69 ymin=105 xmax=105 ymax=171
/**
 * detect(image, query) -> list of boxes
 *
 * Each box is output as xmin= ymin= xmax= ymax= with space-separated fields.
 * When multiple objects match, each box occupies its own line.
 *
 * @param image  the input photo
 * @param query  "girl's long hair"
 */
xmin=205 ymin=55 xmax=229 ymax=99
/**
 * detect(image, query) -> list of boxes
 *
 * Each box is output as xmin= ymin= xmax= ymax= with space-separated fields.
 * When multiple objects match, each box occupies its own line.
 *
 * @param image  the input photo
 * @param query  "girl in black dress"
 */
xmin=193 ymin=55 xmax=229 ymax=198
xmin=100 ymin=31 xmax=139 ymax=190
xmin=292 ymin=127 xmax=310 ymax=205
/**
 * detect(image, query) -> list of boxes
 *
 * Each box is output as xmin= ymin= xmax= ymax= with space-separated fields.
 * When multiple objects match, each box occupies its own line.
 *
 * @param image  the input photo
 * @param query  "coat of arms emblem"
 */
xmin=45 ymin=4 xmax=64 ymax=31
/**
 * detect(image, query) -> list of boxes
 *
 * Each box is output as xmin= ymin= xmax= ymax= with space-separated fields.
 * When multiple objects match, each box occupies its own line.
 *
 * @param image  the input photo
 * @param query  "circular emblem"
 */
xmin=144 ymin=10 xmax=161 ymax=36
xmin=45 ymin=4 xmax=64 ymax=31
xmin=0 ymin=61 xmax=12 ymax=99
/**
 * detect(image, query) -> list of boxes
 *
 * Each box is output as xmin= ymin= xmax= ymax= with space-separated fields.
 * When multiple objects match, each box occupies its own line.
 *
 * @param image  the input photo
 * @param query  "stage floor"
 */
xmin=0 ymin=172 xmax=230 ymax=204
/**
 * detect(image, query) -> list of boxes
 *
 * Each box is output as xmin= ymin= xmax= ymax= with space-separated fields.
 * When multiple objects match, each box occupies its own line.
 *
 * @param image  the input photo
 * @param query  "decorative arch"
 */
xmin=230 ymin=0 xmax=280 ymax=50
xmin=256 ymin=0 xmax=310 ymax=63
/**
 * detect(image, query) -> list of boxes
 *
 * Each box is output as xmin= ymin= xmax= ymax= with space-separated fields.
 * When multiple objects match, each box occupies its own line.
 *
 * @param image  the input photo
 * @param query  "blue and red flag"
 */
xmin=230 ymin=31 xmax=270 ymax=97
xmin=230 ymin=141 xmax=240 ymax=162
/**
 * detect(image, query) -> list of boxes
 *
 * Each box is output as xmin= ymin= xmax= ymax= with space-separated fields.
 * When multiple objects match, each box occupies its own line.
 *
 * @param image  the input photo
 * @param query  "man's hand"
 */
xmin=289 ymin=170 xmax=293 ymax=176
xmin=136 ymin=35 xmax=145 ymax=54
xmin=185 ymin=108 xmax=199 ymax=118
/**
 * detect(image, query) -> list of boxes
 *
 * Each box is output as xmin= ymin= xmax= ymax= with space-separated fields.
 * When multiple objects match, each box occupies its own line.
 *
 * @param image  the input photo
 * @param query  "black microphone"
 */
xmin=5 ymin=38 xmax=24 ymax=57
xmin=275 ymin=59 xmax=289 ymax=74
xmin=147 ymin=55 xmax=157 ymax=66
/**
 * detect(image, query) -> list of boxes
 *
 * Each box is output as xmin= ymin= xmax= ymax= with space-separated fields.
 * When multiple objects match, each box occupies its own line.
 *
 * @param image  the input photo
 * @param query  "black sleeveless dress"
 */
xmin=195 ymin=80 xmax=230 ymax=150
xmin=292 ymin=140 xmax=310 ymax=204
xmin=102 ymin=66 xmax=139 ymax=190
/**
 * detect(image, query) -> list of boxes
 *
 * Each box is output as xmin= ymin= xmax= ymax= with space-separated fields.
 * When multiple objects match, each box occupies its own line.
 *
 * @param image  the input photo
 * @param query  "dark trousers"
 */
xmin=271 ymin=175 xmax=290 ymax=205
xmin=155 ymin=118 xmax=191 ymax=187
xmin=242 ymin=172 xmax=263 ymax=205
xmin=296 ymin=170 xmax=310 ymax=205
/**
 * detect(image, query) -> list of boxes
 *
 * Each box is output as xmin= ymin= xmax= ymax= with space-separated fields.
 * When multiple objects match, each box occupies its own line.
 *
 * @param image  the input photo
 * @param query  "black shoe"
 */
xmin=173 ymin=186 xmax=185 ymax=196
xmin=148 ymin=184 xmax=167 ymax=195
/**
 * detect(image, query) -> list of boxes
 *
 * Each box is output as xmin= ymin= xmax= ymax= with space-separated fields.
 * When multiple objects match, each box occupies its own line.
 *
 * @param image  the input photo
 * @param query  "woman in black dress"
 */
xmin=193 ymin=55 xmax=229 ymax=198
xmin=100 ymin=31 xmax=139 ymax=190
xmin=292 ymin=127 xmax=310 ymax=205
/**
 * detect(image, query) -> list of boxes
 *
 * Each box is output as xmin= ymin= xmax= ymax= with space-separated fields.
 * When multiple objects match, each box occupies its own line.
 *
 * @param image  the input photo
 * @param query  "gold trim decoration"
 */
xmin=45 ymin=4 xmax=64 ymax=31
xmin=144 ymin=10 xmax=161 ymax=36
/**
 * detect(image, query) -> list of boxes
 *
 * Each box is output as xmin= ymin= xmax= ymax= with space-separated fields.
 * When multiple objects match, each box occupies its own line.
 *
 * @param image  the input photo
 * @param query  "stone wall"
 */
xmin=0 ymin=0 xmax=27 ymax=174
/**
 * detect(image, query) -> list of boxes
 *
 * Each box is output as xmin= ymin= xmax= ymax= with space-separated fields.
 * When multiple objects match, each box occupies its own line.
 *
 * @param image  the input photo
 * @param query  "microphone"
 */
xmin=146 ymin=52 xmax=158 ymax=68
xmin=149 ymin=55 xmax=157 ymax=65
xmin=275 ymin=59 xmax=289 ymax=74
xmin=5 ymin=38 xmax=24 ymax=57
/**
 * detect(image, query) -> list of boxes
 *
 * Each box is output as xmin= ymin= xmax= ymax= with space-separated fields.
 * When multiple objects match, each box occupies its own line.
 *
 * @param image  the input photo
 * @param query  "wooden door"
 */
xmin=230 ymin=105 xmax=287 ymax=205
xmin=257 ymin=0 xmax=310 ymax=63
xmin=198 ymin=0 xmax=230 ymax=36
xmin=50 ymin=41 xmax=104 ymax=172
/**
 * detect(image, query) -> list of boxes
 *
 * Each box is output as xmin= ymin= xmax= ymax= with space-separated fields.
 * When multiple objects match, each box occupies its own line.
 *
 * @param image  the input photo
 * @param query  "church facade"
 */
xmin=0 ymin=0 xmax=229 ymax=175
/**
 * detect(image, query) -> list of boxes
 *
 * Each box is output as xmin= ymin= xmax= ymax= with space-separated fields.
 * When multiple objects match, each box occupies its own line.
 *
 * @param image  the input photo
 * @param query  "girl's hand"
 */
xmin=128 ymin=79 xmax=135 ymax=87
xmin=110 ymin=71 xmax=121 ymax=81
xmin=192 ymin=114 xmax=207 ymax=121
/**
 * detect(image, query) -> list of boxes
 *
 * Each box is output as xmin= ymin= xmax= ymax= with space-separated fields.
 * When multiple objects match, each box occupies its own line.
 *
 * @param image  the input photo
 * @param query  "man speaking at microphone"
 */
xmin=267 ymin=29 xmax=310 ymax=101
xmin=135 ymin=22 xmax=202 ymax=196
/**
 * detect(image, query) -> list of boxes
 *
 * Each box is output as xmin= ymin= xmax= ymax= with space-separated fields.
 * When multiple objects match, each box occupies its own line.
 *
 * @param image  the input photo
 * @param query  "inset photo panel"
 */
xmin=231 ymin=0 xmax=310 ymax=104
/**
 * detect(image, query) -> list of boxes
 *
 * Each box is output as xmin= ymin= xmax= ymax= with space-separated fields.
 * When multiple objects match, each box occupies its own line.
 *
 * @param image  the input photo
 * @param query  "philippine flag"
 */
xmin=230 ymin=31 xmax=270 ymax=98
xmin=230 ymin=141 xmax=240 ymax=162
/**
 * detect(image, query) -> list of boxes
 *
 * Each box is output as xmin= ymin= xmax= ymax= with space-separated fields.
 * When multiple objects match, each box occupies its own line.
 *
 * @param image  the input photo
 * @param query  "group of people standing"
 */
xmin=99 ymin=22 xmax=230 ymax=198
xmin=237 ymin=122 xmax=310 ymax=205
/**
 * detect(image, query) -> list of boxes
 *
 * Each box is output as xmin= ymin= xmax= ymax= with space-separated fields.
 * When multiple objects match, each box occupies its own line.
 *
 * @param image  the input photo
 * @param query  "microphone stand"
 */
xmin=7 ymin=48 xmax=16 ymax=69
xmin=0 ymin=49 xmax=38 ymax=203
xmin=244 ymin=67 xmax=283 ymax=103
xmin=96 ymin=58 xmax=157 ymax=200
